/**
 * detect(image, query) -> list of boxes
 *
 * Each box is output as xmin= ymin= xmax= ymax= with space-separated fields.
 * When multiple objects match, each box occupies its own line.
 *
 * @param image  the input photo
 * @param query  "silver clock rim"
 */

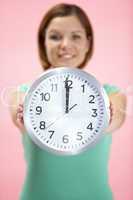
xmin=23 ymin=67 xmax=110 ymax=156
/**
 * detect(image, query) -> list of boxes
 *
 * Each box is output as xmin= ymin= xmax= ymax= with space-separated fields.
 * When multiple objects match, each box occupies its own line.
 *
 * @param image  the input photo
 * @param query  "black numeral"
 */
xmin=64 ymin=78 xmax=73 ymax=89
xmin=51 ymin=84 xmax=57 ymax=92
xmin=92 ymin=109 xmax=98 ymax=117
xmin=48 ymin=130 xmax=55 ymax=139
xmin=40 ymin=92 xmax=50 ymax=101
xmin=36 ymin=106 xmax=42 ymax=115
xmin=39 ymin=121 xmax=45 ymax=130
xmin=62 ymin=135 xmax=69 ymax=143
xmin=87 ymin=123 xmax=93 ymax=131
xmin=89 ymin=95 xmax=95 ymax=103
xmin=81 ymin=84 xmax=85 ymax=93
xmin=76 ymin=132 xmax=83 ymax=140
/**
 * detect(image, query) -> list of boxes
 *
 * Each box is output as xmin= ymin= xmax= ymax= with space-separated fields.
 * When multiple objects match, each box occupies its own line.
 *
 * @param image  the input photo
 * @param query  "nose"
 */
xmin=59 ymin=37 xmax=70 ymax=50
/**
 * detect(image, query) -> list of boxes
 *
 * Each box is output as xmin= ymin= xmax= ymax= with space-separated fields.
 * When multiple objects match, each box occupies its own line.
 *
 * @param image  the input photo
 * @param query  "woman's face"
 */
xmin=44 ymin=15 xmax=90 ymax=68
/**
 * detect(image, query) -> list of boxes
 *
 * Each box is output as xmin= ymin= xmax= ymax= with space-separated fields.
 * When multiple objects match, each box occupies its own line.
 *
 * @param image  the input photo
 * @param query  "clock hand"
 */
xmin=65 ymin=76 xmax=70 ymax=114
xmin=45 ymin=104 xmax=78 ymax=130
xmin=45 ymin=114 xmax=66 ymax=130
xmin=69 ymin=104 xmax=77 ymax=111
xmin=66 ymin=87 xmax=70 ymax=113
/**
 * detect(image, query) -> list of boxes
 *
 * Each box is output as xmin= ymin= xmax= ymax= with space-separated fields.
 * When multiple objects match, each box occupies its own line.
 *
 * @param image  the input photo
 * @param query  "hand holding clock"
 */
xmin=10 ymin=68 xmax=126 ymax=155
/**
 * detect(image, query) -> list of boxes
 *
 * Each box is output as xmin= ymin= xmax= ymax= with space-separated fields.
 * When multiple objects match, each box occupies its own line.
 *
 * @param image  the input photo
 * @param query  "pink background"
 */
xmin=0 ymin=0 xmax=133 ymax=199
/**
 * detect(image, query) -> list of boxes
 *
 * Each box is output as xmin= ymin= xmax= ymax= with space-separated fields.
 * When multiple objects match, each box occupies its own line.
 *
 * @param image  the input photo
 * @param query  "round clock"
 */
xmin=23 ymin=67 xmax=110 ymax=156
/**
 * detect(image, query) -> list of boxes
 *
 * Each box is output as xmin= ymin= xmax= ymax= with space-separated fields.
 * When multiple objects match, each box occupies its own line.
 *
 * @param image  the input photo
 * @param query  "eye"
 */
xmin=72 ymin=34 xmax=81 ymax=40
xmin=49 ymin=34 xmax=62 ymax=41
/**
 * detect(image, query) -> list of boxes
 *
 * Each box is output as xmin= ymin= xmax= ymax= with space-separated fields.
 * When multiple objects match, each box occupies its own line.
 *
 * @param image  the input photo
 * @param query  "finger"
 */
xmin=19 ymin=104 xmax=23 ymax=108
xmin=109 ymin=102 xmax=113 ymax=124
xmin=17 ymin=105 xmax=24 ymax=112
xmin=17 ymin=112 xmax=23 ymax=120
xmin=17 ymin=107 xmax=23 ymax=113
xmin=18 ymin=103 xmax=23 ymax=108
xmin=16 ymin=117 xmax=24 ymax=126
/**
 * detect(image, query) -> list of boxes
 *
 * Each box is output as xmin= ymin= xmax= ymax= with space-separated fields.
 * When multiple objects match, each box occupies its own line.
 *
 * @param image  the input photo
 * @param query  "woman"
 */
xmin=10 ymin=3 xmax=126 ymax=200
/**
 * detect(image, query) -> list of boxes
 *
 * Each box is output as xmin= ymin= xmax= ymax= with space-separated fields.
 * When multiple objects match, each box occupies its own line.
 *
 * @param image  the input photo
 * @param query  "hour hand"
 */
xmin=69 ymin=104 xmax=77 ymax=111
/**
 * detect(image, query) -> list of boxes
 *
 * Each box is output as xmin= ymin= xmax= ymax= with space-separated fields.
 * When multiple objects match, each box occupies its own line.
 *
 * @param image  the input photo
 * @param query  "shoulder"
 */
xmin=103 ymin=83 xmax=126 ymax=101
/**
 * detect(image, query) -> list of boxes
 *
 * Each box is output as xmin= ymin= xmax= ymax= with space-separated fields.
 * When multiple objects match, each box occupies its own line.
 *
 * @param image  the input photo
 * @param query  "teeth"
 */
xmin=59 ymin=54 xmax=73 ymax=58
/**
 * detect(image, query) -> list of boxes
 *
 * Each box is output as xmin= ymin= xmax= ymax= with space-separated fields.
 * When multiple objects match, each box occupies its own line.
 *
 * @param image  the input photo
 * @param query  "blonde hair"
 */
xmin=37 ymin=3 xmax=94 ymax=70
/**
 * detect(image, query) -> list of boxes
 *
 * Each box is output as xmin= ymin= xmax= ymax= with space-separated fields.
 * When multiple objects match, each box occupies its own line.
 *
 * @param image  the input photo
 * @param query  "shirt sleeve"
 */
xmin=18 ymin=83 xmax=30 ymax=93
xmin=103 ymin=83 xmax=120 ymax=95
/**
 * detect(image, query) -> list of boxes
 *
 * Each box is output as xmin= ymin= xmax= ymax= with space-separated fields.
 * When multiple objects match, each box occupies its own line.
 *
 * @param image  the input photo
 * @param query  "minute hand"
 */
xmin=65 ymin=86 xmax=70 ymax=113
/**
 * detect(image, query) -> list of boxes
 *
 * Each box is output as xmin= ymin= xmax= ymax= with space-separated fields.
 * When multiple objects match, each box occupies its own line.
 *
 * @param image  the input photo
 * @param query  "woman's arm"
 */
xmin=105 ymin=92 xmax=127 ymax=134
xmin=9 ymin=89 xmax=26 ymax=133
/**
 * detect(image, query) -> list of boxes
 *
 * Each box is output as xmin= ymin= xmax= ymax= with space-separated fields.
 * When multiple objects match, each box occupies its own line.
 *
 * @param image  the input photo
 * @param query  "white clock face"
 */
xmin=24 ymin=67 xmax=110 ymax=155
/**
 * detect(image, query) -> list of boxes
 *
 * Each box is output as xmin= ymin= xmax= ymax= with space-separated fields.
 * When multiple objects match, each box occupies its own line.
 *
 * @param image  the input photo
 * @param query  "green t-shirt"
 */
xmin=19 ymin=83 xmax=120 ymax=200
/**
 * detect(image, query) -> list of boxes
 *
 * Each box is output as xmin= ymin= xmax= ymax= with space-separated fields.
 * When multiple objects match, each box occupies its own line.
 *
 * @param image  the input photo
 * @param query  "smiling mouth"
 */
xmin=58 ymin=54 xmax=75 ymax=59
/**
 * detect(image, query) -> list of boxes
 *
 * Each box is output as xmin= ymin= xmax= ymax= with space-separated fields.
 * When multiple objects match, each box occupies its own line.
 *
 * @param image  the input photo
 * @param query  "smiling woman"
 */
xmin=38 ymin=3 xmax=94 ymax=70
xmin=44 ymin=15 xmax=90 ymax=67
xmin=9 ymin=3 xmax=126 ymax=200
